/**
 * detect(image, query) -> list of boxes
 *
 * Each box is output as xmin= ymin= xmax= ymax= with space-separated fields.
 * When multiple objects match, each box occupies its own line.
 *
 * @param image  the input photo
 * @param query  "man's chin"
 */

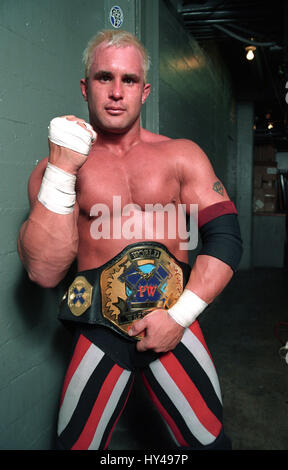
xmin=93 ymin=118 xmax=138 ymax=136
xmin=98 ymin=126 xmax=129 ymax=136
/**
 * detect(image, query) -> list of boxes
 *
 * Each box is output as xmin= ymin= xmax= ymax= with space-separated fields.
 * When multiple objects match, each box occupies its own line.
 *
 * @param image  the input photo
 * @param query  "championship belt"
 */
xmin=59 ymin=243 xmax=189 ymax=341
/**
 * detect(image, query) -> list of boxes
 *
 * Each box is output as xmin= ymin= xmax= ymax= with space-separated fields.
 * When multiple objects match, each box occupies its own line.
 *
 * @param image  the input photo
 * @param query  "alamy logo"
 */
xmin=89 ymin=196 xmax=198 ymax=250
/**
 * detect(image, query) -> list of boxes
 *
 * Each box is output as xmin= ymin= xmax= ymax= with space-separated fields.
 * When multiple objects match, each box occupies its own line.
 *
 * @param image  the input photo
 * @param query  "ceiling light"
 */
xmin=245 ymin=45 xmax=256 ymax=61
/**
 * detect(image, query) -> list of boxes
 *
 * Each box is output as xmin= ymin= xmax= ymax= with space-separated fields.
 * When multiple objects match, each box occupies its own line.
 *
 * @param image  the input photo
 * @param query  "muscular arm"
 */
xmin=130 ymin=140 xmax=242 ymax=352
xmin=17 ymin=116 xmax=96 ymax=288
xmin=179 ymin=140 xmax=235 ymax=303
xmin=17 ymin=158 xmax=79 ymax=288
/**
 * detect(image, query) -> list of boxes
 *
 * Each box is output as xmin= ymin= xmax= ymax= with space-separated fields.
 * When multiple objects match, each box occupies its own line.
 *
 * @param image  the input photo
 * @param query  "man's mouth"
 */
xmin=105 ymin=106 xmax=126 ymax=115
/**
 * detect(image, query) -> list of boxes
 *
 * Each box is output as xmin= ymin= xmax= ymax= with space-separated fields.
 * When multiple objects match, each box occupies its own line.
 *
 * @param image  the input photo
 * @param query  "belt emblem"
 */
xmin=68 ymin=276 xmax=93 ymax=316
xmin=100 ymin=245 xmax=183 ymax=337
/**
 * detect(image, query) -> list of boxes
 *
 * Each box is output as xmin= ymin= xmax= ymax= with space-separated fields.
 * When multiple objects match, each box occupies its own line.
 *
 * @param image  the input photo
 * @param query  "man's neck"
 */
xmin=93 ymin=123 xmax=143 ymax=157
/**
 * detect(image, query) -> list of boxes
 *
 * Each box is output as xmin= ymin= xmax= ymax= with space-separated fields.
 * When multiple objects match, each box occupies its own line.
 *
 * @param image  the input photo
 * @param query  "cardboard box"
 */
xmin=254 ymin=145 xmax=276 ymax=162
xmin=253 ymin=163 xmax=277 ymax=189
xmin=264 ymin=199 xmax=277 ymax=212
xmin=253 ymin=188 xmax=277 ymax=213
xmin=254 ymin=189 xmax=265 ymax=212
xmin=262 ymin=174 xmax=276 ymax=191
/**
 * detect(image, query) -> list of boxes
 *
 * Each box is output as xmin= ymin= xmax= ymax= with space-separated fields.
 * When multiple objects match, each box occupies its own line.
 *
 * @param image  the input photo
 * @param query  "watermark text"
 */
xmin=89 ymin=196 xmax=198 ymax=250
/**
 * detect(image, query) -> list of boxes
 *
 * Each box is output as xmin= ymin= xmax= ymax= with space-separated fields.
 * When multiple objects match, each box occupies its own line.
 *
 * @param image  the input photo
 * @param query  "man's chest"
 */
xmin=76 ymin=149 xmax=180 ymax=215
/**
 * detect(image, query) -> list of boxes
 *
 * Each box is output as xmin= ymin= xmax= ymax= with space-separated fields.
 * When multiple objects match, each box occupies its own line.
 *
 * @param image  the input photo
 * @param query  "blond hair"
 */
xmin=83 ymin=30 xmax=150 ymax=83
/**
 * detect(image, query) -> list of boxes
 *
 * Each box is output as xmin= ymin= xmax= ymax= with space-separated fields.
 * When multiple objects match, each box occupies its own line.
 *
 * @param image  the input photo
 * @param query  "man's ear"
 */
xmin=80 ymin=78 xmax=88 ymax=102
xmin=141 ymin=83 xmax=151 ymax=104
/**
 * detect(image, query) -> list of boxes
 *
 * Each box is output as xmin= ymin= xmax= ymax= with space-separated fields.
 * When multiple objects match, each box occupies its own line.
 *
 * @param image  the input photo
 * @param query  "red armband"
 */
xmin=198 ymin=201 xmax=237 ymax=228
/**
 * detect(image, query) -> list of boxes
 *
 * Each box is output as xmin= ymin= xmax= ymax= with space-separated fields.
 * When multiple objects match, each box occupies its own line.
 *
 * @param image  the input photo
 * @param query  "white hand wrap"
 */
xmin=48 ymin=117 xmax=96 ymax=155
xmin=168 ymin=288 xmax=208 ymax=328
xmin=38 ymin=163 xmax=76 ymax=214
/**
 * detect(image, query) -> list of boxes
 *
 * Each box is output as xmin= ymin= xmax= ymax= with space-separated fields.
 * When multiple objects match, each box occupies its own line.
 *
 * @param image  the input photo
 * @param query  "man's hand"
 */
xmin=128 ymin=309 xmax=185 ymax=353
xmin=48 ymin=115 xmax=96 ymax=174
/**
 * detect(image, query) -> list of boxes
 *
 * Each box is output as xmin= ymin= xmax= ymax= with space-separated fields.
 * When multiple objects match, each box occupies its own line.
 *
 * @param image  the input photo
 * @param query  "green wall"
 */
xmin=158 ymin=2 xmax=237 ymax=199
xmin=0 ymin=0 xmax=107 ymax=450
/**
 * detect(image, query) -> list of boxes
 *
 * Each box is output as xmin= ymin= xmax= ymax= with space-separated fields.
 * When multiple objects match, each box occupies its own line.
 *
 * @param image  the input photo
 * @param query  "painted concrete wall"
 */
xmin=236 ymin=102 xmax=254 ymax=269
xmin=158 ymin=2 xmax=237 ymax=199
xmin=0 ymin=0 xmax=108 ymax=450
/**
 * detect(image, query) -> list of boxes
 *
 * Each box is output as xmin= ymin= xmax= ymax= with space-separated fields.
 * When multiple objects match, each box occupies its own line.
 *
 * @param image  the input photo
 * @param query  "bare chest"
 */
xmin=76 ymin=147 xmax=180 ymax=215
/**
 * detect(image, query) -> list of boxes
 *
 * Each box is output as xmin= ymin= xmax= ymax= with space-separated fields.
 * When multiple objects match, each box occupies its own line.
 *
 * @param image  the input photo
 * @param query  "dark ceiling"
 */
xmin=169 ymin=0 xmax=288 ymax=151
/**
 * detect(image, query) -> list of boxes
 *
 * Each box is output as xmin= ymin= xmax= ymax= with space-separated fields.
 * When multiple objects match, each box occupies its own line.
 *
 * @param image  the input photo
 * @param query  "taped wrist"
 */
xmin=168 ymin=289 xmax=208 ymax=327
xmin=198 ymin=201 xmax=243 ymax=272
xmin=38 ymin=163 xmax=76 ymax=214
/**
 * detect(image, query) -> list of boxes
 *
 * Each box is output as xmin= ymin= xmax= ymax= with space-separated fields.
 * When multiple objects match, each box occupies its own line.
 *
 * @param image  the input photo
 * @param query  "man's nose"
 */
xmin=109 ymin=79 xmax=123 ymax=100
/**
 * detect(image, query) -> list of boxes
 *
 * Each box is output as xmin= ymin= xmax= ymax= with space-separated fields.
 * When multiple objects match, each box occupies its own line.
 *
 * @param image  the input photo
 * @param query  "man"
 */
xmin=17 ymin=30 xmax=242 ymax=450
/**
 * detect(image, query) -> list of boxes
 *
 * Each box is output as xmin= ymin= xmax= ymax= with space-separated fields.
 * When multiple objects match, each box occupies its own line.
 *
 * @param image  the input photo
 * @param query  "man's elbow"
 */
xmin=27 ymin=270 xmax=61 ymax=288
xmin=18 ymin=237 xmax=75 ymax=288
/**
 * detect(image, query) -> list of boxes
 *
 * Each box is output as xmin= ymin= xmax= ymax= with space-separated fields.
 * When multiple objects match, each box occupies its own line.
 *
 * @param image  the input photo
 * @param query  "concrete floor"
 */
xmin=109 ymin=267 xmax=288 ymax=451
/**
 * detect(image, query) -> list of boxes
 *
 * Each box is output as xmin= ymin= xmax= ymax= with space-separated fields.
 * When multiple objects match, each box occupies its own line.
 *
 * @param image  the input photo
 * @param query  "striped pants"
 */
xmin=56 ymin=321 xmax=229 ymax=450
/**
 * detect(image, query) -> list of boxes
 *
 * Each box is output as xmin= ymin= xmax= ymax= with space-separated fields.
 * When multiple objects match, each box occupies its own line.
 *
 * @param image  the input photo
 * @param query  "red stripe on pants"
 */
xmin=189 ymin=321 xmax=214 ymax=362
xmin=60 ymin=335 xmax=92 ymax=406
xmin=160 ymin=352 xmax=221 ymax=437
xmin=103 ymin=378 xmax=134 ymax=450
xmin=71 ymin=363 xmax=125 ymax=450
xmin=141 ymin=371 xmax=188 ymax=447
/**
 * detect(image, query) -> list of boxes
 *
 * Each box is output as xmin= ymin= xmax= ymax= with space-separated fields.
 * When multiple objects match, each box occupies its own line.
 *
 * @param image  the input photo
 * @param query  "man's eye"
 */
xmin=97 ymin=73 xmax=111 ymax=82
xmin=123 ymin=76 xmax=137 ymax=84
xmin=101 ymin=75 xmax=111 ymax=82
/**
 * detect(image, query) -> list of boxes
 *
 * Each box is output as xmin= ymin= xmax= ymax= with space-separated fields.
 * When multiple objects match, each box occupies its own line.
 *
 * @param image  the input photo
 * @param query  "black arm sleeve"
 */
xmin=198 ymin=214 xmax=243 ymax=272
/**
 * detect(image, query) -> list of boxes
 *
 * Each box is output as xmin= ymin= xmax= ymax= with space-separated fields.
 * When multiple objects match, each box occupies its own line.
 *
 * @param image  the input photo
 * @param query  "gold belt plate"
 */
xmin=100 ymin=245 xmax=184 ymax=337
xmin=67 ymin=275 xmax=93 ymax=317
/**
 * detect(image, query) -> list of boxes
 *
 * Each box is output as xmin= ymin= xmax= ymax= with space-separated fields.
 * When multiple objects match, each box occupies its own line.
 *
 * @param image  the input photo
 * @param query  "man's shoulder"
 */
xmin=141 ymin=128 xmax=202 ymax=153
xmin=140 ymin=127 xmax=171 ymax=143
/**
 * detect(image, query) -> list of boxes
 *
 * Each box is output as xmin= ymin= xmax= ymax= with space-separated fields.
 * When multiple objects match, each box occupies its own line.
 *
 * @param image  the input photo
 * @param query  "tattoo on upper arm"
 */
xmin=213 ymin=180 xmax=224 ymax=196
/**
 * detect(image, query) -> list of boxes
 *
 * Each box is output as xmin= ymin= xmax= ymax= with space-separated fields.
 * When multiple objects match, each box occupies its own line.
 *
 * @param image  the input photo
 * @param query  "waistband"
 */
xmin=58 ymin=242 xmax=191 ymax=341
